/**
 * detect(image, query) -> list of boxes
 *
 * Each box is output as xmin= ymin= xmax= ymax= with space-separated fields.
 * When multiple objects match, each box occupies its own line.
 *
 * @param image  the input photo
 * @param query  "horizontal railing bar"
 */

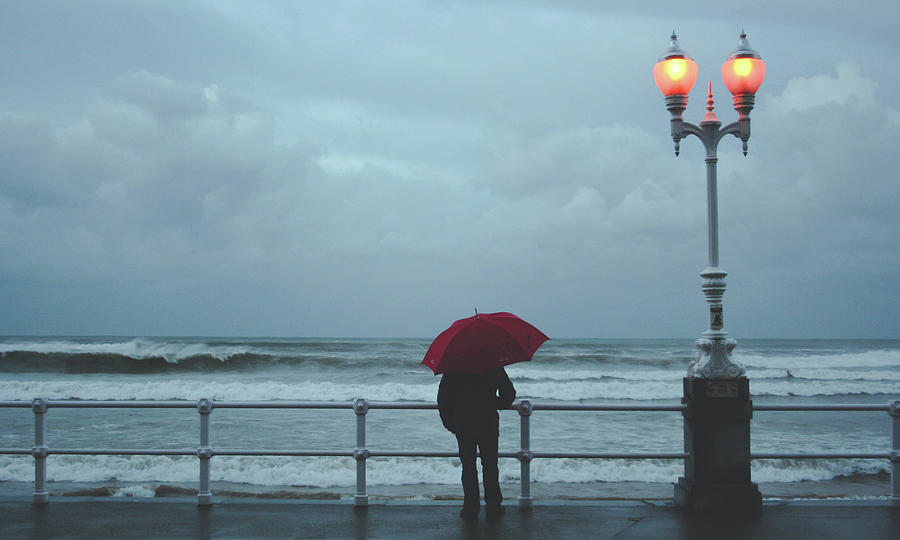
xmin=531 ymin=403 xmax=686 ymax=412
xmin=214 ymin=450 xmax=353 ymax=457
xmin=332 ymin=451 xmax=689 ymax=460
xmin=367 ymin=401 xmax=438 ymax=410
xmin=0 ymin=448 xmax=31 ymax=454
xmin=753 ymin=404 xmax=889 ymax=412
xmin=47 ymin=449 xmax=197 ymax=456
xmin=1 ymin=400 xmax=890 ymax=412
xmin=211 ymin=401 xmax=351 ymax=409
xmin=533 ymin=452 xmax=688 ymax=459
xmin=366 ymin=451 xmax=523 ymax=458
xmin=751 ymin=453 xmax=890 ymax=459
xmin=368 ymin=451 xmax=463 ymax=458
xmin=0 ymin=399 xmax=689 ymax=412
xmin=48 ymin=401 xmax=195 ymax=409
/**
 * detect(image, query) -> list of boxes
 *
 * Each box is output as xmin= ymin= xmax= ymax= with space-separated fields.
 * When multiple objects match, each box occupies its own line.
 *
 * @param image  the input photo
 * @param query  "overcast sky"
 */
xmin=1 ymin=1 xmax=897 ymax=339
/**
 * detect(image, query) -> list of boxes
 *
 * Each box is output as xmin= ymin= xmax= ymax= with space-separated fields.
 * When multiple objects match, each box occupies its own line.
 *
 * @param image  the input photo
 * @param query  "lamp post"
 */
xmin=653 ymin=32 xmax=765 ymax=379
xmin=654 ymin=32 xmax=766 ymax=519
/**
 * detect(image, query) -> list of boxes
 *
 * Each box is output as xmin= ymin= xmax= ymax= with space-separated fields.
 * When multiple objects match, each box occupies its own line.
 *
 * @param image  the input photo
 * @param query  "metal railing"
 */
xmin=1 ymin=399 xmax=897 ymax=507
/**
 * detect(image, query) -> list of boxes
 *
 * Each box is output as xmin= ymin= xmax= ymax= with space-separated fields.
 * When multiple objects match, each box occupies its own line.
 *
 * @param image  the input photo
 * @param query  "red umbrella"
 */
xmin=422 ymin=312 xmax=549 ymax=374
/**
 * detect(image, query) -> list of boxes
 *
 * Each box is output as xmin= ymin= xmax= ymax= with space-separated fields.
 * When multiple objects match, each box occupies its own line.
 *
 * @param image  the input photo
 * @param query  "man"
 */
xmin=437 ymin=367 xmax=516 ymax=519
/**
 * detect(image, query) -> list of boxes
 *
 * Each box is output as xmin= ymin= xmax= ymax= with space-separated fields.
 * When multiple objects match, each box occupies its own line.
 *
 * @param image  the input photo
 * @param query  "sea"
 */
xmin=1 ymin=337 xmax=898 ymax=502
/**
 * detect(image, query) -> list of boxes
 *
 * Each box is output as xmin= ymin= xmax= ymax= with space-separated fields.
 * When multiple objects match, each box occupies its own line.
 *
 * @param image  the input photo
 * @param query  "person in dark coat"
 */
xmin=437 ymin=367 xmax=516 ymax=519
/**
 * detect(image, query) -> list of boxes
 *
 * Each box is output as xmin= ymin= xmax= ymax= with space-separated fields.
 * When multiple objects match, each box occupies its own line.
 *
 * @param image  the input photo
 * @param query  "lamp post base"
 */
xmin=674 ymin=477 xmax=762 ymax=520
xmin=675 ymin=376 xmax=761 ymax=520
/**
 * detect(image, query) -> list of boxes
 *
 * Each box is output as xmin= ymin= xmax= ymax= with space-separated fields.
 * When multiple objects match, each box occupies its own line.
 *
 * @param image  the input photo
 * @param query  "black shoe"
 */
xmin=485 ymin=505 xmax=505 ymax=518
xmin=459 ymin=507 xmax=479 ymax=520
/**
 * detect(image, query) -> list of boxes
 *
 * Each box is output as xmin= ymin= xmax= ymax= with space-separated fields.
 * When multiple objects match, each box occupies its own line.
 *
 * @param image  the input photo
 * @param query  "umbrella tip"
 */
xmin=474 ymin=307 xmax=479 ymax=319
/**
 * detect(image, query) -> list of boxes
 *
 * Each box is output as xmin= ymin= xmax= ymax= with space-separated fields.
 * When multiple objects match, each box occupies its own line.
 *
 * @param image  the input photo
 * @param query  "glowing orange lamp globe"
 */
xmin=721 ymin=32 xmax=765 ymax=95
xmin=654 ymin=58 xmax=699 ymax=96
xmin=653 ymin=34 xmax=698 ymax=96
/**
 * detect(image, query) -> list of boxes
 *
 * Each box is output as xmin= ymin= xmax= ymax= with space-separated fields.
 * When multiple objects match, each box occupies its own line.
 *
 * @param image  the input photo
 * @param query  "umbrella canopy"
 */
xmin=422 ymin=312 xmax=549 ymax=374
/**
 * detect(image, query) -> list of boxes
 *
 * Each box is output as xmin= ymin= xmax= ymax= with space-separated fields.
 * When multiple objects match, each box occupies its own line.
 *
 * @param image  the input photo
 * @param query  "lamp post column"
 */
xmin=685 ymin=89 xmax=742 ymax=380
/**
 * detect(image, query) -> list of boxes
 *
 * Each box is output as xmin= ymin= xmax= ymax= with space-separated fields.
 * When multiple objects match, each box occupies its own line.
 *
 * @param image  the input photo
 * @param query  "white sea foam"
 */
xmin=749 ymin=368 xmax=900 ymax=381
xmin=0 ymin=454 xmax=887 ymax=487
xmin=0 ymin=379 xmax=441 ymax=402
xmin=0 ymin=338 xmax=256 ymax=363
xmin=509 ymin=367 xmax=678 ymax=382
xmin=516 ymin=380 xmax=683 ymax=401
xmin=740 ymin=349 xmax=900 ymax=370
xmin=749 ymin=379 xmax=900 ymax=397
xmin=1 ymin=374 xmax=898 ymax=403
xmin=511 ymin=365 xmax=900 ymax=383
xmin=0 ymin=378 xmax=704 ymax=402
xmin=112 ymin=485 xmax=157 ymax=497
xmin=750 ymin=459 xmax=888 ymax=483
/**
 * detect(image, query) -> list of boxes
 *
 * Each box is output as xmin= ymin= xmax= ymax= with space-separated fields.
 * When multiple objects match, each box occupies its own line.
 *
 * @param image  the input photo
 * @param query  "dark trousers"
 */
xmin=455 ymin=428 xmax=502 ymax=510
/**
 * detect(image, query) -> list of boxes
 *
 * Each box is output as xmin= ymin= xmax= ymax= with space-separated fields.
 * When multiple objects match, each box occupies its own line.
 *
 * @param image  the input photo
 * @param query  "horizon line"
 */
xmin=1 ymin=334 xmax=897 ymax=341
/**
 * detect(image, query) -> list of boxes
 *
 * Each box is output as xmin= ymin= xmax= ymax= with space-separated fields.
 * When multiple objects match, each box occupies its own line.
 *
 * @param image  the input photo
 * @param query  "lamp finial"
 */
xmin=702 ymin=82 xmax=719 ymax=123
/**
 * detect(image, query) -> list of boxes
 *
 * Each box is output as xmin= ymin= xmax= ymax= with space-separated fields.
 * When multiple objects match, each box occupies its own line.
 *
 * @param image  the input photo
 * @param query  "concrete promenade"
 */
xmin=1 ymin=497 xmax=898 ymax=539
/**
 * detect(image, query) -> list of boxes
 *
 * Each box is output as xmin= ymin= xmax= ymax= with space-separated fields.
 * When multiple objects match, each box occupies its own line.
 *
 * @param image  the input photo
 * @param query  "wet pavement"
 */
xmin=2 ymin=497 xmax=898 ymax=539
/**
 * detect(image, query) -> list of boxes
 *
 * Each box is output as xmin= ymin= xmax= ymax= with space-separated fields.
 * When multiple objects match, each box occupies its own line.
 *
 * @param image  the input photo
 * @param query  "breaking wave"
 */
xmin=0 ymin=454 xmax=888 ymax=487
xmin=0 ymin=338 xmax=424 ymax=374
xmin=1 ymin=376 xmax=897 ymax=402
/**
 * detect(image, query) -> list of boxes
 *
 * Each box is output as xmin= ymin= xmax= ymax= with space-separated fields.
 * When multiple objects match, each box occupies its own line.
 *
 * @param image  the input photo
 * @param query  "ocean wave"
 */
xmin=0 ymin=347 xmax=414 ymax=374
xmin=0 ymin=379 xmax=442 ymax=402
xmin=4 ymin=350 xmax=898 ymax=383
xmin=512 ymin=367 xmax=900 ymax=384
xmin=0 ymin=454 xmax=887 ymax=487
xmin=749 ymin=380 xmax=900 ymax=397
xmin=517 ymin=380 xmax=683 ymax=400
xmin=748 ymin=368 xmax=900 ymax=382
xmin=3 ymin=339 xmax=897 ymax=375
xmin=0 ymin=351 xmax=275 ymax=374
xmin=740 ymin=349 xmax=900 ymax=370
xmin=751 ymin=459 xmax=889 ymax=483
xmin=1 ymin=376 xmax=897 ymax=402
xmin=510 ymin=367 xmax=680 ymax=383
xmin=0 ymin=338 xmax=428 ymax=361
xmin=531 ymin=355 xmax=688 ymax=368
xmin=0 ymin=339 xmax=254 ymax=363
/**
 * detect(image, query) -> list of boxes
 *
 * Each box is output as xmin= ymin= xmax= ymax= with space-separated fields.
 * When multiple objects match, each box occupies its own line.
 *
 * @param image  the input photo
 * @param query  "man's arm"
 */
xmin=495 ymin=368 xmax=516 ymax=409
xmin=437 ymin=375 xmax=457 ymax=433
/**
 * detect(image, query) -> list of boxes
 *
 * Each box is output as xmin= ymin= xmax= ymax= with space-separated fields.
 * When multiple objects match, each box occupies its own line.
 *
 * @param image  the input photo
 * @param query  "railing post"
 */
xmin=890 ymin=400 xmax=899 ymax=507
xmin=353 ymin=398 xmax=369 ymax=507
xmin=517 ymin=399 xmax=533 ymax=509
xmin=197 ymin=398 xmax=214 ymax=506
xmin=31 ymin=398 xmax=49 ymax=504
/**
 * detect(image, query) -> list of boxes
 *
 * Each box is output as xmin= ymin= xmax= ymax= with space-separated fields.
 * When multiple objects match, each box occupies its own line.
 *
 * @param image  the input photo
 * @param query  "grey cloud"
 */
xmin=0 ymin=1 xmax=897 ymax=338
xmin=108 ymin=72 xmax=220 ymax=120
xmin=486 ymin=126 xmax=672 ymax=200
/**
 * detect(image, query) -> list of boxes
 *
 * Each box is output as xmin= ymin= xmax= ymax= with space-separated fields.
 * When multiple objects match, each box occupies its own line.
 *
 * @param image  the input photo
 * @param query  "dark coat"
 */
xmin=437 ymin=368 xmax=516 ymax=436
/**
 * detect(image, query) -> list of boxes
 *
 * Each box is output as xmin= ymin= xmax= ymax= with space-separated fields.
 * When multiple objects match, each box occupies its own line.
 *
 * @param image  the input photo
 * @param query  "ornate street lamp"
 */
xmin=656 ymin=34 xmax=767 ymax=518
xmin=653 ymin=32 xmax=766 ymax=379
